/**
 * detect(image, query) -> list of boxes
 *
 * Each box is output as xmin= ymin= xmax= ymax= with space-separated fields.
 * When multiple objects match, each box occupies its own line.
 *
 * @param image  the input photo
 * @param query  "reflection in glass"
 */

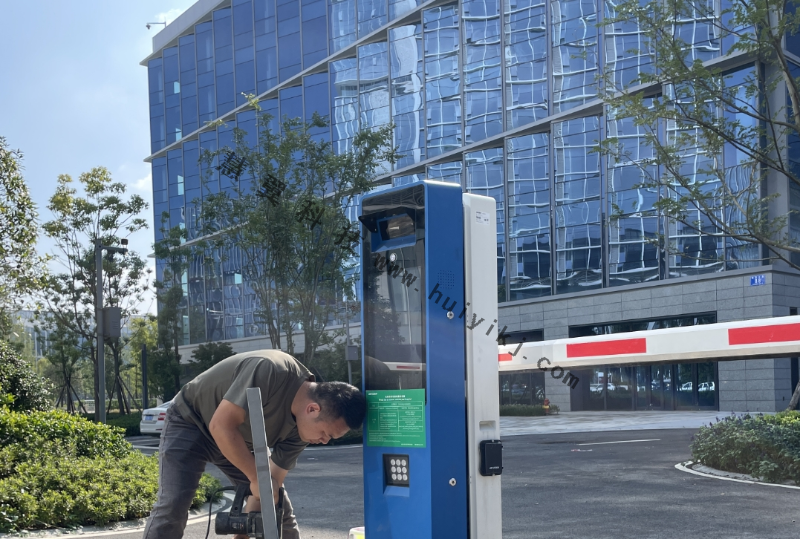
xmin=233 ymin=0 xmax=255 ymax=107
xmin=508 ymin=133 xmax=551 ymax=299
xmin=635 ymin=366 xmax=648 ymax=409
xmin=255 ymin=0 xmax=278 ymax=93
xmin=149 ymin=58 xmax=166 ymax=153
xmin=427 ymin=161 xmax=463 ymax=185
xmin=551 ymin=0 xmax=597 ymax=113
xmin=394 ymin=174 xmax=424 ymax=186
xmin=697 ymin=362 xmax=716 ymax=407
xmin=304 ymin=73 xmax=331 ymax=143
xmin=164 ymin=47 xmax=182 ymax=144
xmin=214 ymin=8 xmax=235 ymax=116
xmin=463 ymin=0 xmax=502 ymax=143
xmin=424 ymin=4 xmax=462 ymax=157
xmin=587 ymin=367 xmax=605 ymax=410
xmin=603 ymin=0 xmax=654 ymax=89
xmin=466 ymin=149 xmax=506 ymax=301
xmin=391 ymin=0 xmax=423 ymax=19
xmin=554 ymin=117 xmax=602 ymax=293
xmin=606 ymin=103 xmax=661 ymax=286
xmin=196 ymin=21 xmax=216 ymax=125
xmin=330 ymin=0 xmax=357 ymax=52
xmin=358 ymin=0 xmax=388 ymax=37
xmin=179 ymin=35 xmax=198 ymax=136
xmin=505 ymin=0 xmax=548 ymax=128
xmin=676 ymin=363 xmax=694 ymax=407
xmin=606 ymin=366 xmax=632 ymax=410
xmin=359 ymin=42 xmax=391 ymax=173
xmin=302 ymin=0 xmax=328 ymax=67
xmin=277 ymin=0 xmax=301 ymax=81
xmin=330 ymin=58 xmax=359 ymax=154
xmin=390 ymin=24 xmax=426 ymax=169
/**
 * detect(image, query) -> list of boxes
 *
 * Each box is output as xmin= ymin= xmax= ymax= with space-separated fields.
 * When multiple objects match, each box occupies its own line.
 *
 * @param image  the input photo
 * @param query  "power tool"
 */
xmin=215 ymin=483 xmax=285 ymax=538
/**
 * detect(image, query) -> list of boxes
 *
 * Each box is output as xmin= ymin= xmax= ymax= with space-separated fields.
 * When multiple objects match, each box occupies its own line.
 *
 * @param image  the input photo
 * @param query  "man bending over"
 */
xmin=142 ymin=349 xmax=366 ymax=539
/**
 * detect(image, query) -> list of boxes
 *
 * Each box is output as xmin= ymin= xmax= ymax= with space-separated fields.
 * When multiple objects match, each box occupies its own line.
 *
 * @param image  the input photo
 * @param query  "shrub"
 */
xmin=691 ymin=411 xmax=800 ymax=485
xmin=500 ymin=404 xmax=546 ymax=416
xmin=0 ymin=407 xmax=221 ymax=532
xmin=81 ymin=411 xmax=143 ymax=437
xmin=0 ymin=341 xmax=52 ymax=412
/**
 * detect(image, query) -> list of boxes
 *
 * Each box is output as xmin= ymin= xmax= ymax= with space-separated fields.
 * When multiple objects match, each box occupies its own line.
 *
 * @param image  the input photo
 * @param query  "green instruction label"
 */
xmin=366 ymin=389 xmax=426 ymax=448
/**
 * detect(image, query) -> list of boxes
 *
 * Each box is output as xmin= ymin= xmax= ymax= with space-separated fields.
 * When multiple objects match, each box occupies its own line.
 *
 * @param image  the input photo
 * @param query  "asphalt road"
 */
xmin=97 ymin=429 xmax=798 ymax=539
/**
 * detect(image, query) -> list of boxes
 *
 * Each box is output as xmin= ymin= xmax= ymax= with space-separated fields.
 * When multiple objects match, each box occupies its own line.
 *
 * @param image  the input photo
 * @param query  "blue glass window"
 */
xmin=672 ymin=0 xmax=720 ymax=63
xmin=304 ymin=73 xmax=331 ymax=142
xmin=167 ymin=149 xmax=185 ymax=233
xmin=664 ymin=82 xmax=724 ymax=276
xmin=152 ymin=157 xmax=168 ymax=238
xmin=236 ymin=110 xmax=258 ymax=194
xmin=218 ymin=121 xmax=239 ymax=194
xmin=427 ymin=161 xmax=463 ymax=184
xmin=330 ymin=58 xmax=359 ymax=153
xmin=214 ymin=8 xmax=235 ymax=116
xmin=148 ymin=58 xmax=166 ymax=153
xmin=164 ymin=47 xmax=182 ymax=144
xmin=604 ymin=0 xmax=655 ymax=90
xmin=280 ymin=86 xmax=304 ymax=127
xmin=463 ymin=0 xmax=502 ymax=143
xmin=508 ymin=133 xmax=551 ymax=299
xmin=258 ymin=98 xmax=280 ymax=138
xmin=505 ymin=0 xmax=548 ymax=128
xmin=393 ymin=173 xmax=424 ymax=186
xmin=188 ymin=252 xmax=207 ymax=344
xmin=303 ymin=0 xmax=329 ymax=67
xmin=466 ymin=149 xmax=506 ymax=301
xmin=200 ymin=131 xmax=220 ymax=197
xmin=330 ymin=0 xmax=357 ymax=52
xmin=359 ymin=42 xmax=391 ymax=172
xmin=424 ymin=4 xmax=462 ymax=157
xmin=553 ymin=116 xmax=602 ymax=293
xmin=390 ymin=24 xmax=425 ymax=169
xmin=390 ymin=0 xmax=422 ymax=20
xmin=205 ymin=248 xmax=225 ymax=341
xmin=358 ymin=0 xmax=387 ymax=37
xmin=605 ymin=105 xmax=660 ymax=287
xmin=179 ymin=35 xmax=198 ymax=135
xmin=551 ymin=0 xmax=598 ymax=113
xmin=278 ymin=0 xmax=302 ymax=82
xmin=196 ymin=21 xmax=216 ymax=125
xmin=233 ymin=0 xmax=256 ymax=107
xmin=255 ymin=0 xmax=278 ymax=93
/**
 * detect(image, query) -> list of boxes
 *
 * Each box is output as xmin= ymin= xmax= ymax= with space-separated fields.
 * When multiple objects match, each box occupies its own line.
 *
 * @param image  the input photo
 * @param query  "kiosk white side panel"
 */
xmin=463 ymin=193 xmax=502 ymax=539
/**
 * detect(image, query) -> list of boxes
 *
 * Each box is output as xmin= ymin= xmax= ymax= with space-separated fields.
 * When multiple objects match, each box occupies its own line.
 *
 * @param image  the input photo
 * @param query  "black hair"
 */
xmin=308 ymin=381 xmax=366 ymax=429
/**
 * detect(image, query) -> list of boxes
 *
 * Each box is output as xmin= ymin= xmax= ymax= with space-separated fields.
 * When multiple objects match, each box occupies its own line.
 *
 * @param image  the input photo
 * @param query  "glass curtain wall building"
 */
xmin=144 ymin=0 xmax=796 ymax=412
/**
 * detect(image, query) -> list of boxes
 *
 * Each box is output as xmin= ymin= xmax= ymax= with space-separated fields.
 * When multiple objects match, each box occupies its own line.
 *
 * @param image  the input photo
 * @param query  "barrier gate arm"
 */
xmin=247 ymin=387 xmax=281 ymax=539
xmin=498 ymin=315 xmax=800 ymax=371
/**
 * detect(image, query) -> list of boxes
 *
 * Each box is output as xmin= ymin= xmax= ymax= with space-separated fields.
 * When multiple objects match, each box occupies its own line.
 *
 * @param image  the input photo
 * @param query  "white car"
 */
xmin=140 ymin=401 xmax=173 ymax=435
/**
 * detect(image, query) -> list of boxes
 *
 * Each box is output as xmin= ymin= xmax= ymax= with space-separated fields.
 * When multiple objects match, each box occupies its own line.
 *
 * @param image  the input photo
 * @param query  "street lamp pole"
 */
xmin=94 ymin=239 xmax=128 ymax=424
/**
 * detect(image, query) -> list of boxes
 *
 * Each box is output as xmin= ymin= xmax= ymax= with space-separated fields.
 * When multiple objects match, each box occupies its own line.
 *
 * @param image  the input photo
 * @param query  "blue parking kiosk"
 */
xmin=358 ymin=180 xmax=503 ymax=539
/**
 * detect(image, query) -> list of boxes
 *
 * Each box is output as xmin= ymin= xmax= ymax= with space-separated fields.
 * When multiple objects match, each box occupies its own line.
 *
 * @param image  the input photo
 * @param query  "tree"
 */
xmin=125 ymin=315 xmax=158 ymax=407
xmin=0 ymin=340 xmax=52 ymax=412
xmin=152 ymin=220 xmax=191 ymax=400
xmin=190 ymin=342 xmax=235 ymax=373
xmin=596 ymin=0 xmax=800 ymax=408
xmin=199 ymin=99 xmax=396 ymax=366
xmin=0 ymin=137 xmax=48 ymax=338
xmin=42 ymin=169 xmax=150 ymax=418
xmin=39 ymin=314 xmax=89 ymax=413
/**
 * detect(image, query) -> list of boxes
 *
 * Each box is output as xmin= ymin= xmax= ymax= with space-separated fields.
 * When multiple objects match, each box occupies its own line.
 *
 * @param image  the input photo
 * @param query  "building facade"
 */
xmin=143 ymin=0 xmax=800 ymax=412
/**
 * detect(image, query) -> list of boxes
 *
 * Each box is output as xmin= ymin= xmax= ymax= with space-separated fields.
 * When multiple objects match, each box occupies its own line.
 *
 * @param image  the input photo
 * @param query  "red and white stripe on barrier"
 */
xmin=497 ymin=316 xmax=800 ymax=371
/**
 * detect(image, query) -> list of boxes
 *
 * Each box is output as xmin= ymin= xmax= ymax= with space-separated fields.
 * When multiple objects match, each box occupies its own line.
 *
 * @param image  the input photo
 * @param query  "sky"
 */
xmin=0 ymin=1 xmax=196 ymax=314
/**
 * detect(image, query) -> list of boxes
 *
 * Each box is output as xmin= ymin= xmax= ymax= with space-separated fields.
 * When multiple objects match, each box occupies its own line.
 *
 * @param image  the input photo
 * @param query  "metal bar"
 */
xmin=246 ymin=387 xmax=280 ymax=539
xmin=142 ymin=344 xmax=148 ymax=409
xmin=96 ymin=240 xmax=106 ymax=424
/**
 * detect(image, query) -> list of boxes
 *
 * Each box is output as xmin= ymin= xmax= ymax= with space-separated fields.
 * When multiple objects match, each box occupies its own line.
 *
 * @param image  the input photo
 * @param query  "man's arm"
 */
xmin=209 ymin=399 xmax=288 ymax=505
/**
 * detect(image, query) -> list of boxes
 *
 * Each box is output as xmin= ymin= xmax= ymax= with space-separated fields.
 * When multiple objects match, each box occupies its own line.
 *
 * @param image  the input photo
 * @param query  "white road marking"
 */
xmin=577 ymin=438 xmax=660 ymax=446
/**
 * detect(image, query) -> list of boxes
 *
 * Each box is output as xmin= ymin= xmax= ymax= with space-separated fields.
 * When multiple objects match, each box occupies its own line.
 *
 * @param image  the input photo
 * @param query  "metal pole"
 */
xmin=141 ymin=344 xmax=148 ymax=410
xmin=345 ymin=298 xmax=352 ymax=385
xmin=95 ymin=239 xmax=106 ymax=424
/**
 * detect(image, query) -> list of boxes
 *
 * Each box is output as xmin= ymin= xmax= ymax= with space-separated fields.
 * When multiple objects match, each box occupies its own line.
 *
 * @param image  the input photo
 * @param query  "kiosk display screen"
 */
xmin=362 ymin=185 xmax=426 ymax=392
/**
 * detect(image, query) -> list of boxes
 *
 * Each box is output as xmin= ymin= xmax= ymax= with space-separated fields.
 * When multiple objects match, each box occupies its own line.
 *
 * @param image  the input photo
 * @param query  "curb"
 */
xmin=675 ymin=461 xmax=800 ymax=490
xmin=0 ymin=493 xmax=234 ymax=538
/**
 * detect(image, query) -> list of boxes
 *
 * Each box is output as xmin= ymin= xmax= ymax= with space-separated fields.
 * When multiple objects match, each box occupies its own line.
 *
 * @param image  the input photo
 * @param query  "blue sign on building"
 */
xmin=750 ymin=275 xmax=766 ymax=286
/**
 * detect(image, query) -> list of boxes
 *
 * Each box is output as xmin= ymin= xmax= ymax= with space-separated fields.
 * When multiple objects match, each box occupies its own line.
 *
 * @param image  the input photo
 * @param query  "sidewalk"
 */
xmin=500 ymin=410 xmax=754 ymax=437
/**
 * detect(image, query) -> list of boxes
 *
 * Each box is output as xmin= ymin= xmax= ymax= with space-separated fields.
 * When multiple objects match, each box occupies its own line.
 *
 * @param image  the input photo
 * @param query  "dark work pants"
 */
xmin=142 ymin=406 xmax=300 ymax=539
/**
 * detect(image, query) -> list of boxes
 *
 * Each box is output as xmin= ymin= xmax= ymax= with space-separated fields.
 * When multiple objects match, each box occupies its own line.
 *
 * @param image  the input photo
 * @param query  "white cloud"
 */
xmin=132 ymin=173 xmax=152 ymax=192
xmin=155 ymin=8 xmax=183 ymax=24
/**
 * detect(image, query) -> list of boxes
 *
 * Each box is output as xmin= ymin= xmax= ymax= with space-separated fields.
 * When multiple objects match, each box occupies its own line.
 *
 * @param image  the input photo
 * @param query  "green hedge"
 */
xmin=691 ymin=411 xmax=800 ymax=485
xmin=81 ymin=411 xmax=143 ymax=437
xmin=0 ymin=408 xmax=221 ymax=532
xmin=500 ymin=404 xmax=560 ymax=416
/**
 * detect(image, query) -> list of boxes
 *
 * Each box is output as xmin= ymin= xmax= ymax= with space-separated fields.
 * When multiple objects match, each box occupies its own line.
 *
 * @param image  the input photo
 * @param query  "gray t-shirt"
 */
xmin=173 ymin=350 xmax=314 ymax=470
